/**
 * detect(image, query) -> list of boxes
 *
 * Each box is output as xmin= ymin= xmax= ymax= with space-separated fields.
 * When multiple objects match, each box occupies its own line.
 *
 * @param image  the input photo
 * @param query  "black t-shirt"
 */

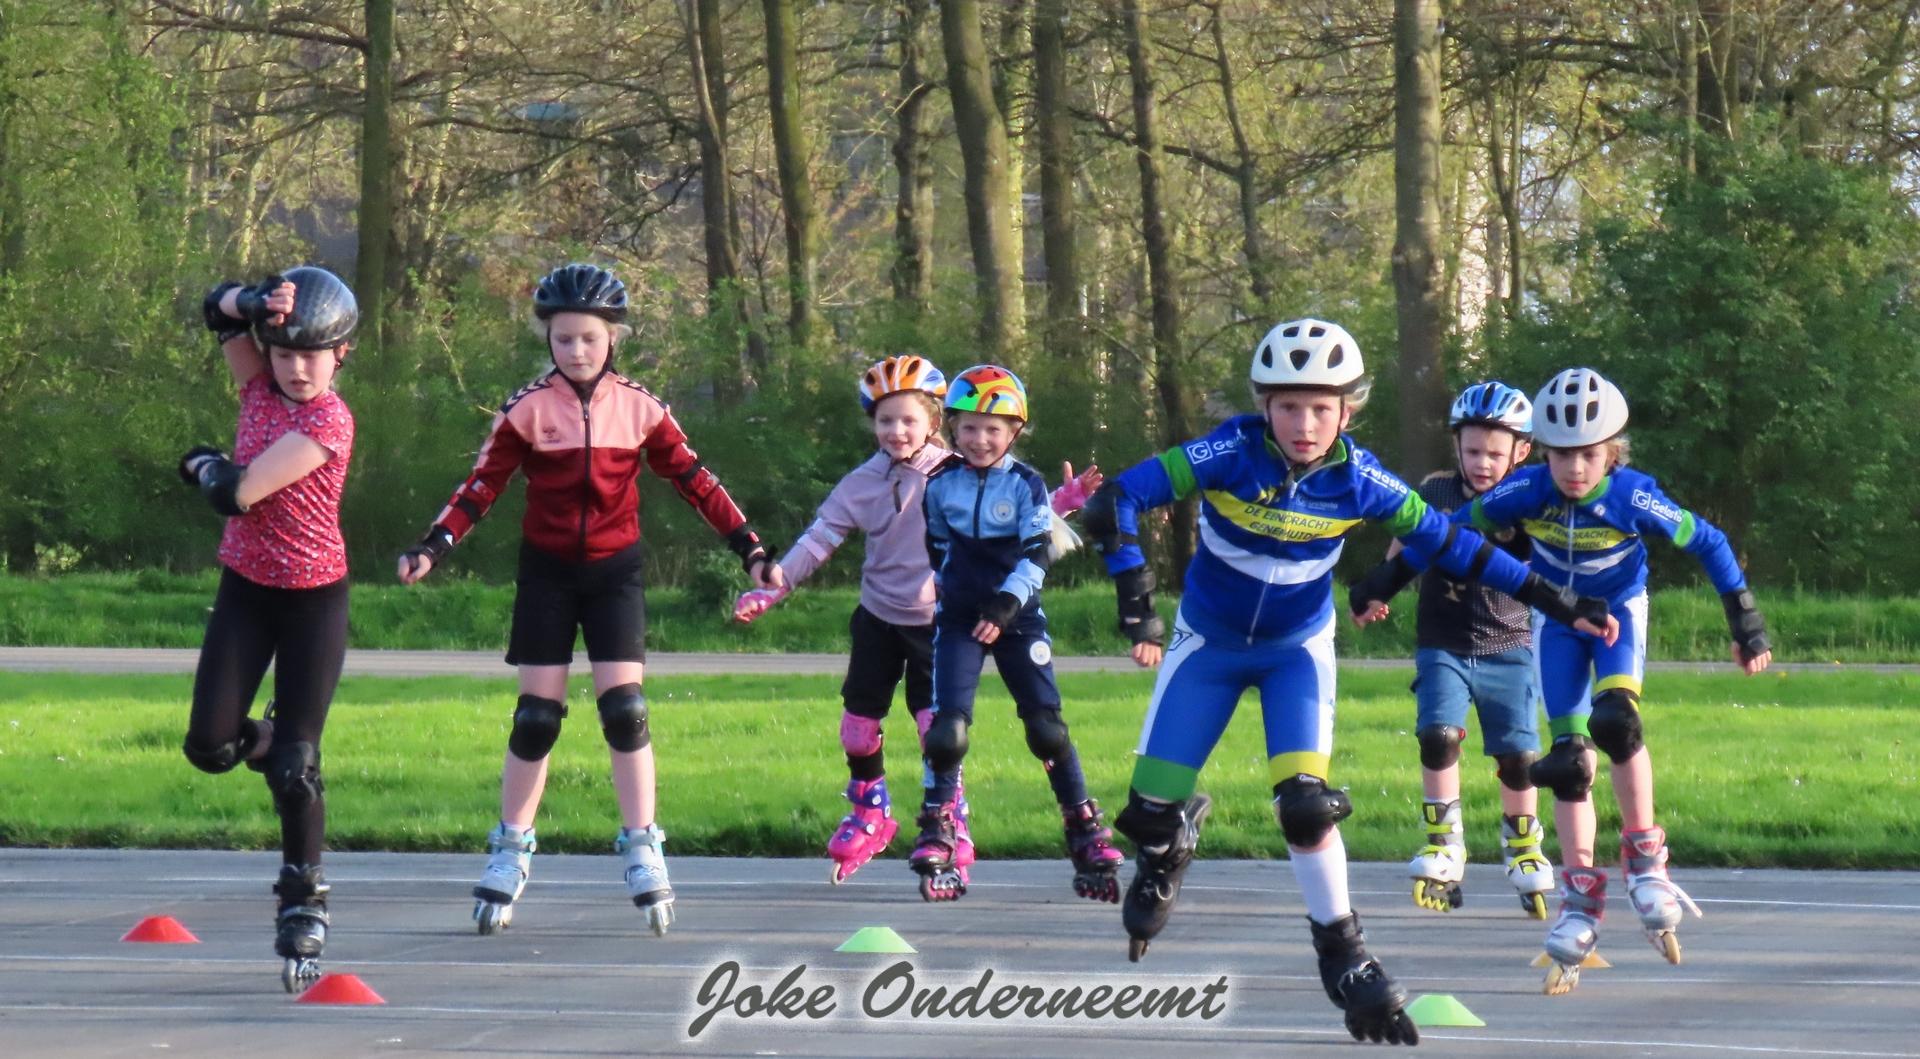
xmin=1413 ymin=471 xmax=1532 ymax=656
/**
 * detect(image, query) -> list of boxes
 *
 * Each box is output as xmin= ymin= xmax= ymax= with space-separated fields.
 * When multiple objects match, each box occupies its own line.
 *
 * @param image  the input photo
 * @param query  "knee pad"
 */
xmin=1416 ymin=724 xmax=1464 ymax=771
xmin=923 ymin=711 xmax=969 ymax=773
xmin=596 ymin=683 xmax=650 ymax=753
xmin=1272 ymin=776 xmax=1353 ymax=848
xmin=181 ymin=718 xmax=264 ymax=775
xmin=1494 ymin=751 xmax=1537 ymax=792
xmin=1588 ymin=689 xmax=1643 ymax=763
xmin=1528 ymin=735 xmax=1596 ymax=801
xmin=1022 ymin=709 xmax=1071 ymax=763
xmin=508 ymin=694 xmax=567 ymax=761
xmin=840 ymin=712 xmax=884 ymax=757
xmin=262 ymin=741 xmax=323 ymax=816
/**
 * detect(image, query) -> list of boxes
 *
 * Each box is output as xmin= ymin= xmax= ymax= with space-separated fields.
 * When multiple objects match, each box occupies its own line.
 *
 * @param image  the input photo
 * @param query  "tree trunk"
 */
xmin=891 ymin=0 xmax=936 ymax=311
xmin=357 ymin=0 xmax=395 ymax=356
xmin=994 ymin=2 xmax=1026 ymax=292
xmin=939 ymin=0 xmax=1024 ymax=357
xmin=1392 ymin=0 xmax=1447 ymax=473
xmin=1207 ymin=1 xmax=1271 ymax=308
xmin=1696 ymin=0 xmax=1736 ymax=141
xmin=1123 ymin=0 xmax=1193 ymax=573
xmin=763 ymin=0 xmax=818 ymax=348
xmin=682 ymin=0 xmax=765 ymax=399
xmin=1031 ymin=0 xmax=1079 ymax=355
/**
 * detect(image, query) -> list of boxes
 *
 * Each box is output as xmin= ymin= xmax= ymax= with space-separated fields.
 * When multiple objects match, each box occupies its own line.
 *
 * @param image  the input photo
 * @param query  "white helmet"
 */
xmin=1533 ymin=368 xmax=1628 ymax=447
xmin=1250 ymin=319 xmax=1368 ymax=400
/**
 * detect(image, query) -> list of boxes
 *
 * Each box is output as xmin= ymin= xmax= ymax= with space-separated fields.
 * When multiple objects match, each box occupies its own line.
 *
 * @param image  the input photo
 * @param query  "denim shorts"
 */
xmin=1412 ymin=645 xmax=1539 ymax=757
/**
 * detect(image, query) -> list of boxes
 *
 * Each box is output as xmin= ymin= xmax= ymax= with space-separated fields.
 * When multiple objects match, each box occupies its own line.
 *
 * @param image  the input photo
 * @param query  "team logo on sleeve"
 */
xmin=1630 ymin=489 xmax=1683 ymax=523
xmin=1029 ymin=640 xmax=1052 ymax=666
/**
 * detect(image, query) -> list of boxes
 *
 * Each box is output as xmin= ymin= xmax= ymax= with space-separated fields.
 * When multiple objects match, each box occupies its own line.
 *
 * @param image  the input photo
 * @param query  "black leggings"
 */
xmin=187 ymin=568 xmax=349 ymax=866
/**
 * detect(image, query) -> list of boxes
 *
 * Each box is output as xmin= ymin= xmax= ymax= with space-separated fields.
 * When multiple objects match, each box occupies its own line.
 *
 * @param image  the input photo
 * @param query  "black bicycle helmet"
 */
xmin=533 ymin=263 xmax=629 ymax=323
xmin=255 ymin=266 xmax=359 ymax=350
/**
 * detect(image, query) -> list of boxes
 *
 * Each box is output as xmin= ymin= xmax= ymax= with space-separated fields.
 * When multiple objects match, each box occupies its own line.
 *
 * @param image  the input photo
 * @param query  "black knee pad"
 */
xmin=1273 ymin=776 xmax=1353 ymax=848
xmin=1416 ymin=724 xmax=1463 ymax=770
xmin=1528 ymin=734 xmax=1596 ymax=801
xmin=508 ymin=694 xmax=567 ymax=761
xmin=923 ymin=711 xmax=969 ymax=773
xmin=1588 ymin=688 xmax=1644 ymax=763
xmin=262 ymin=741 xmax=324 ymax=816
xmin=1114 ymin=789 xmax=1181 ymax=848
xmin=596 ymin=683 xmax=650 ymax=752
xmin=1022 ymin=709 xmax=1071 ymax=763
xmin=182 ymin=718 xmax=264 ymax=774
xmin=1494 ymin=751 xmax=1537 ymax=792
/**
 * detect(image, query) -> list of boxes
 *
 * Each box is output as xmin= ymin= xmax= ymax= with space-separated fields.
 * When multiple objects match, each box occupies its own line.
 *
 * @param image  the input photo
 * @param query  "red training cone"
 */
xmin=121 ymin=916 xmax=200 ymax=943
xmin=295 ymin=973 xmax=386 ymax=1005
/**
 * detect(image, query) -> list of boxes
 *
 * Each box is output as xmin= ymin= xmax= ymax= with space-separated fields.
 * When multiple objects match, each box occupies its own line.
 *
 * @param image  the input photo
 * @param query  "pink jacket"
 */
xmin=776 ymin=445 xmax=949 ymax=627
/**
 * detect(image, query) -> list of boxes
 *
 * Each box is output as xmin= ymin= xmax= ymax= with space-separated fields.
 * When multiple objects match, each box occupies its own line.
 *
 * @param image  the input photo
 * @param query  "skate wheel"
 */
xmin=1345 ymin=1007 xmax=1420 ymax=1046
xmin=1543 ymin=961 xmax=1581 ymax=996
xmin=830 ymin=861 xmax=850 ymax=885
xmin=474 ymin=900 xmax=511 ymax=935
xmin=1127 ymin=936 xmax=1148 ymax=963
xmin=282 ymin=957 xmax=320 ymax=994
xmin=1521 ymin=891 xmax=1549 ymax=920
xmin=1411 ymin=878 xmax=1461 ymax=913
xmin=1653 ymin=929 xmax=1682 ymax=965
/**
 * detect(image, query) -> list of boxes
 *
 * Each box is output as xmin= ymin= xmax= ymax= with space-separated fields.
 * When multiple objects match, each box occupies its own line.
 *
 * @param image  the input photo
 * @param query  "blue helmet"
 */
xmin=1448 ymin=381 xmax=1533 ymax=436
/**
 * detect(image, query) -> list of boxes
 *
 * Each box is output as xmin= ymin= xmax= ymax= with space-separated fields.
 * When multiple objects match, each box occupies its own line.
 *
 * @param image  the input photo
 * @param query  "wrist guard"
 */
xmin=727 ymin=524 xmax=768 ymax=573
xmin=1721 ymin=589 xmax=1770 ymax=658
xmin=977 ymin=591 xmax=1022 ymax=631
xmin=202 ymin=282 xmax=250 ymax=342
xmin=1114 ymin=567 xmax=1165 ymax=646
xmin=1348 ymin=555 xmax=1418 ymax=616
xmin=1513 ymin=573 xmax=1609 ymax=630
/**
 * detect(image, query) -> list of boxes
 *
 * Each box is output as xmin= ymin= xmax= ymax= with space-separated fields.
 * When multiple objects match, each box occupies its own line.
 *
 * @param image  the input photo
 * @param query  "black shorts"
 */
xmin=506 ymin=541 xmax=646 ymax=666
xmin=841 ymin=604 xmax=934 ymax=718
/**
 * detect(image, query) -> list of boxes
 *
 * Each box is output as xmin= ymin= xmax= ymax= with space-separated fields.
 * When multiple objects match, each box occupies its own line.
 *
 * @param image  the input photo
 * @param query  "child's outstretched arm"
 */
xmin=202 ymin=277 xmax=294 ymax=388
xmin=640 ymin=407 xmax=772 ymax=586
xmin=1628 ymin=478 xmax=1772 ymax=672
xmin=735 ymin=477 xmax=859 ymax=623
xmin=1083 ymin=449 xmax=1190 ymax=668
xmin=1050 ymin=460 xmax=1103 ymax=516
xmin=396 ymin=408 xmax=531 ymax=584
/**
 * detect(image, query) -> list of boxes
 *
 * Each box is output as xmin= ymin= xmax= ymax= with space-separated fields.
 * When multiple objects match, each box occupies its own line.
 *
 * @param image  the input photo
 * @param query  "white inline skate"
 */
xmin=1408 ymin=799 xmax=1466 ymax=912
xmin=617 ymin=824 xmax=675 ymax=936
xmin=1542 ymin=865 xmax=1607 ymax=995
xmin=1502 ymin=814 xmax=1556 ymax=919
xmin=472 ymin=823 xmax=536 ymax=934
xmin=1622 ymin=826 xmax=1702 ymax=964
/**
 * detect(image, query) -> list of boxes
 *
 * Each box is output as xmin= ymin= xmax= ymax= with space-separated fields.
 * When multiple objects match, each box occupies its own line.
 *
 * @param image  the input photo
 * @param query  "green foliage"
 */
xmin=1487 ymin=131 xmax=1920 ymax=590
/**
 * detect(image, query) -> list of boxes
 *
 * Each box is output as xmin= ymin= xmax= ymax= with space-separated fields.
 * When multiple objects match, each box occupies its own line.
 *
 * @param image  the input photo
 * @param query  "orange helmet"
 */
xmin=859 ymin=355 xmax=948 ymax=414
xmin=944 ymin=364 xmax=1029 ymax=422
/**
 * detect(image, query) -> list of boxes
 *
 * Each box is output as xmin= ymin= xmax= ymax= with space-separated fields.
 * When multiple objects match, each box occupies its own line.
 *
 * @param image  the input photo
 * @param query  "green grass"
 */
xmin=4 ymin=571 xmax=1918 ymax=661
xmin=3 ymin=668 xmax=1915 ymax=867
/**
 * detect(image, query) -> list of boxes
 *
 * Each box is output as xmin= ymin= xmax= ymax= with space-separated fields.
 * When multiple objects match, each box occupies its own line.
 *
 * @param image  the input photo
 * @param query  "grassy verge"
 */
xmin=4 ymin=571 xmax=1917 ymax=661
xmin=3 ymin=668 xmax=1915 ymax=867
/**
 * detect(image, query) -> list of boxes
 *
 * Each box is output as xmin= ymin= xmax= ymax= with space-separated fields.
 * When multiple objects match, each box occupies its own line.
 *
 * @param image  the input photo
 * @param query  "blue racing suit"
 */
xmin=1100 ymin=416 xmax=1539 ymax=801
xmin=1462 ymin=464 xmax=1748 ymax=737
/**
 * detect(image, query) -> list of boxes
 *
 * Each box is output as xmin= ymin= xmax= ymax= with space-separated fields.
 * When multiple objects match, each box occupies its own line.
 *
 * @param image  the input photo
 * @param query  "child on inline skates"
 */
xmin=1440 ymin=368 xmax=1772 ymax=994
xmin=1083 ymin=321 xmax=1619 ymax=1045
xmin=1348 ymin=382 xmax=1557 ymax=919
xmin=397 ymin=263 xmax=776 ymax=937
xmin=178 ymin=265 xmax=359 ymax=992
xmin=909 ymin=365 xmax=1125 ymax=904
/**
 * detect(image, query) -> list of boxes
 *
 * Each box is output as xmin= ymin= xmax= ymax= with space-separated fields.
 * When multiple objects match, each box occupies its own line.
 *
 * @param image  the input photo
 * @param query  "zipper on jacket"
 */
xmin=578 ymin=388 xmax=594 ymax=562
xmin=971 ymin=467 xmax=987 ymax=537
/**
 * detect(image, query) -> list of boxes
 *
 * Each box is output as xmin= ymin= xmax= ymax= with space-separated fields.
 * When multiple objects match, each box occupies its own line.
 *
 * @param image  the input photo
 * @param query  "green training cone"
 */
xmin=835 ymin=926 xmax=916 ymax=954
xmin=1404 ymin=993 xmax=1485 ymax=1028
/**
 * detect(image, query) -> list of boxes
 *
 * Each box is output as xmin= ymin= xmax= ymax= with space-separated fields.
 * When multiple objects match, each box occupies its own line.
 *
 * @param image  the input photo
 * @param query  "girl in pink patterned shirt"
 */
xmin=177 ymin=265 xmax=357 ymax=992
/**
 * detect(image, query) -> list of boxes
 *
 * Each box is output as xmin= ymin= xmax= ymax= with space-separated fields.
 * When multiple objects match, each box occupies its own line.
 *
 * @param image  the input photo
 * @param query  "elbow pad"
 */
xmin=1081 ymin=483 xmax=1129 ymax=556
xmin=1513 ymin=573 xmax=1608 ymax=629
xmin=1114 ymin=567 xmax=1165 ymax=646
xmin=196 ymin=457 xmax=248 ymax=517
xmin=1721 ymin=589 xmax=1770 ymax=658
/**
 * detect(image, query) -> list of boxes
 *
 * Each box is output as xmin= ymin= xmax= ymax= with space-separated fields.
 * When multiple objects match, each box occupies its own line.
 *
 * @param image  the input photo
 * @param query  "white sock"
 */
xmin=1290 ymin=829 xmax=1353 ymax=925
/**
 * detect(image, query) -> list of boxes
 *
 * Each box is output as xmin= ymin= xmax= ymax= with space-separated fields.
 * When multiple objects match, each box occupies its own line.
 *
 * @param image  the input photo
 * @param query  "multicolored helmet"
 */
xmin=944 ymin=364 xmax=1029 ymax=422
xmin=1449 ymin=381 xmax=1533 ymax=436
xmin=859 ymin=355 xmax=948 ymax=414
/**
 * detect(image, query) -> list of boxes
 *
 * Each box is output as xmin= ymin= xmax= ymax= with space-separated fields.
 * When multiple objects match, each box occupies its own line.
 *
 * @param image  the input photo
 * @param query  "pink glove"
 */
xmin=1051 ymin=462 xmax=1103 ymax=516
xmin=732 ymin=583 xmax=790 ymax=624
